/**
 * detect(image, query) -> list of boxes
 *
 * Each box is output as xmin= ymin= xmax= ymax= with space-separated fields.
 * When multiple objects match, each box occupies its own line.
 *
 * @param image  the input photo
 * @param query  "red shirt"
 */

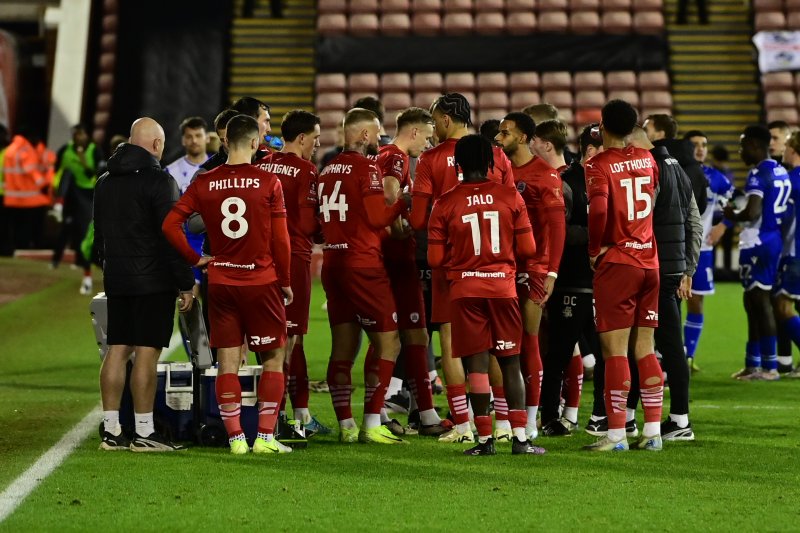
xmin=377 ymin=143 xmax=415 ymax=263
xmin=428 ymin=180 xmax=532 ymax=299
xmin=513 ymin=156 xmax=566 ymax=275
xmin=258 ymin=151 xmax=319 ymax=262
xmin=318 ymin=150 xmax=398 ymax=268
xmin=585 ymin=146 xmax=659 ymax=270
xmin=166 ymin=163 xmax=289 ymax=286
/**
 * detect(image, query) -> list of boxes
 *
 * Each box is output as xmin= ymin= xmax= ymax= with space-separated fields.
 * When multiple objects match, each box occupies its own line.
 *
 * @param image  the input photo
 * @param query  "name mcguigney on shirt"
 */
xmin=608 ymin=158 xmax=653 ymax=174
xmin=259 ymin=163 xmax=301 ymax=177
xmin=209 ymin=178 xmax=260 ymax=191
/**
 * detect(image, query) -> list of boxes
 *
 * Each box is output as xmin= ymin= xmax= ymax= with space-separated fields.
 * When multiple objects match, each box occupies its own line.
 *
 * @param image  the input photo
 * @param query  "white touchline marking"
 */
xmin=0 ymin=334 xmax=184 ymax=523
xmin=693 ymin=404 xmax=797 ymax=411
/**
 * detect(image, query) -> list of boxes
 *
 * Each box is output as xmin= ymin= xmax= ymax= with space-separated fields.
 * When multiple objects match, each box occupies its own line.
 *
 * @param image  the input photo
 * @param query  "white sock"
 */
xmin=669 ymin=413 xmax=689 ymax=428
xmin=364 ymin=413 xmax=382 ymax=429
xmin=429 ymin=370 xmax=437 ymax=381
xmin=495 ymin=419 xmax=511 ymax=431
xmin=512 ymin=427 xmax=527 ymax=441
xmin=294 ymin=407 xmax=310 ymax=424
xmin=385 ymin=377 xmax=403 ymax=399
xmin=103 ymin=410 xmax=120 ymax=435
xmin=380 ymin=408 xmax=390 ymax=424
xmin=134 ymin=412 xmax=154 ymax=437
xmin=563 ymin=407 xmax=578 ymax=423
xmin=526 ymin=406 xmax=538 ymax=424
xmin=582 ymin=353 xmax=596 ymax=369
xmin=409 ymin=392 xmax=418 ymax=413
xmin=419 ymin=408 xmax=440 ymax=425
xmin=778 ymin=356 xmax=793 ymax=366
xmin=456 ymin=421 xmax=471 ymax=433
xmin=643 ymin=422 xmax=660 ymax=438
xmin=256 ymin=432 xmax=272 ymax=442
xmin=607 ymin=428 xmax=626 ymax=442
xmin=339 ymin=417 xmax=357 ymax=429
xmin=626 ymin=408 xmax=636 ymax=422
xmin=478 ymin=435 xmax=489 ymax=444
xmin=590 ymin=414 xmax=605 ymax=422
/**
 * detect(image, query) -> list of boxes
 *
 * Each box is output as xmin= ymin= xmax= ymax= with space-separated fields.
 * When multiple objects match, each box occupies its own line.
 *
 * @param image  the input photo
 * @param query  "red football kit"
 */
xmin=512 ymin=156 xmax=566 ymax=303
xmin=428 ymin=180 xmax=535 ymax=358
xmin=259 ymin=151 xmax=319 ymax=335
xmin=585 ymin=146 xmax=660 ymax=332
xmin=163 ymin=163 xmax=290 ymax=351
xmin=318 ymin=150 xmax=408 ymax=331
xmin=411 ymin=138 xmax=515 ymax=323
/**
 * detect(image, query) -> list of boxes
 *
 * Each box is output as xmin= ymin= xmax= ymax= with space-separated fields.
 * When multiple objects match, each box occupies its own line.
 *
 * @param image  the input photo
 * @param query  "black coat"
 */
xmin=651 ymin=145 xmax=692 ymax=276
xmin=93 ymin=143 xmax=194 ymax=297
xmin=654 ymin=138 xmax=707 ymax=214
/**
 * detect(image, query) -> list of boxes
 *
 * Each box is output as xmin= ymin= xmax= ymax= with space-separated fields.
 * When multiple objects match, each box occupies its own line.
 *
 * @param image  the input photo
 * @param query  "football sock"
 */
xmin=564 ymin=354 xmax=584 ymax=409
xmin=134 ymin=412 xmax=154 ymax=438
xmin=526 ymin=406 xmax=539 ymax=430
xmin=365 ymin=358 xmax=395 ymax=419
xmin=364 ymin=413 xmax=382 ymax=429
xmin=294 ymin=407 xmax=310 ymax=424
xmin=745 ymin=340 xmax=761 ymax=369
xmin=446 ymin=383 xmax=470 ymax=426
xmin=380 ymin=408 xmax=390 ymax=424
xmin=419 ymin=409 xmax=439 ymax=426
xmin=103 ymin=410 xmax=121 ymax=436
xmin=626 ymin=408 xmax=636 ymax=423
xmin=637 ymin=354 xmax=664 ymax=438
xmin=327 ymin=359 xmax=354 ymax=422
xmin=492 ymin=386 xmax=508 ymax=421
xmin=279 ymin=362 xmax=289 ymax=414
xmin=405 ymin=344 xmax=435 ymax=412
xmin=669 ymin=413 xmax=689 ymax=428
xmin=684 ymin=312 xmax=704 ymax=359
xmin=783 ymin=316 xmax=800 ymax=351
xmin=257 ymin=371 xmax=284 ymax=436
xmin=475 ymin=415 xmax=492 ymax=443
xmin=604 ymin=355 xmax=630 ymax=437
xmin=760 ymin=336 xmax=778 ymax=371
xmin=522 ymin=333 xmax=543 ymax=408
xmin=289 ymin=343 xmax=310 ymax=409
xmin=256 ymin=432 xmax=273 ymax=442
xmin=509 ymin=409 xmax=527 ymax=441
xmin=563 ymin=407 xmax=578 ymax=424
xmin=216 ymin=372 xmax=243 ymax=438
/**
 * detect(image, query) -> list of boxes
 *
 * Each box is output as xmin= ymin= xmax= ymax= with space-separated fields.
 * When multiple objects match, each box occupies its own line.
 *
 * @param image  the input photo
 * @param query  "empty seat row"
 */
xmin=318 ymin=10 xmax=664 ymax=35
xmin=754 ymin=11 xmax=800 ymax=31
xmin=762 ymin=71 xmax=800 ymax=92
xmin=753 ymin=0 xmax=800 ymax=12
xmin=319 ymin=0 xmax=663 ymax=14
xmin=317 ymin=71 xmax=670 ymax=95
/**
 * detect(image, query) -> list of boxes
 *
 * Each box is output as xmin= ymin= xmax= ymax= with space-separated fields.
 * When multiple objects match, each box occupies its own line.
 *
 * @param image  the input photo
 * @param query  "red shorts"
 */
xmin=450 ymin=297 xmax=522 ymax=358
xmin=286 ymin=256 xmax=311 ymax=336
xmin=524 ymin=272 xmax=547 ymax=305
xmin=430 ymin=268 xmax=451 ymax=324
xmin=387 ymin=261 xmax=427 ymax=330
xmin=593 ymin=262 xmax=659 ymax=333
xmin=208 ymin=282 xmax=286 ymax=351
xmin=322 ymin=266 xmax=398 ymax=332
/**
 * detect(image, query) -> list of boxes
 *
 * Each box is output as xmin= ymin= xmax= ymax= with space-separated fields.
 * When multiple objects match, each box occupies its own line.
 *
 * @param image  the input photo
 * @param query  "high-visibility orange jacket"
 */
xmin=3 ymin=135 xmax=51 ymax=208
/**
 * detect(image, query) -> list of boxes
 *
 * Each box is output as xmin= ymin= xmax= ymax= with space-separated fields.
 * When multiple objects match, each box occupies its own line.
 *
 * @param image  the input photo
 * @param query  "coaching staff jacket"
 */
xmin=93 ymin=143 xmax=194 ymax=297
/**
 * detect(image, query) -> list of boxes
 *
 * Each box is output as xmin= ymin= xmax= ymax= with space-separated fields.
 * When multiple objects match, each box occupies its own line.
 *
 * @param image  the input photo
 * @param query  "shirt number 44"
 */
xmin=319 ymin=180 xmax=349 ymax=222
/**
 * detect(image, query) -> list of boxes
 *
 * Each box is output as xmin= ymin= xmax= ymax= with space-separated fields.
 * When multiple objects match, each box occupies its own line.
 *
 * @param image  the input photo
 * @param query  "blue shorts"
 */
xmin=691 ymin=250 xmax=715 ymax=295
xmin=739 ymin=234 xmax=782 ymax=291
xmin=775 ymin=256 xmax=800 ymax=299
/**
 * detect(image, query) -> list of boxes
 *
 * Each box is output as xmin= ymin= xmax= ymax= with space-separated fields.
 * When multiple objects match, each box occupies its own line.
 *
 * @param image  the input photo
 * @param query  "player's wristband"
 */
xmin=546 ymin=271 xmax=558 ymax=279
xmin=722 ymin=218 xmax=734 ymax=229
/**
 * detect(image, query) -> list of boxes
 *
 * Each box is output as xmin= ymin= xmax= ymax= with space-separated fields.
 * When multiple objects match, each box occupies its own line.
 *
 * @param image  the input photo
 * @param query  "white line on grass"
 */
xmin=0 ymin=333 xmax=184 ymax=523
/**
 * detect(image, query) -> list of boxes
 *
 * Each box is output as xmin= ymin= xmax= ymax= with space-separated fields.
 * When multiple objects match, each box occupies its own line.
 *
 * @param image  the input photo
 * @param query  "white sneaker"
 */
xmin=438 ymin=427 xmax=475 ymax=443
xmin=492 ymin=426 xmax=513 ymax=443
xmin=526 ymin=426 xmax=539 ymax=441
xmin=79 ymin=276 xmax=92 ymax=295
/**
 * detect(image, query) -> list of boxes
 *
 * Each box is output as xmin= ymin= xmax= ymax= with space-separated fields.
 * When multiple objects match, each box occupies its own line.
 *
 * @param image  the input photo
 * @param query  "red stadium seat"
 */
xmin=382 ymin=92 xmax=414 ymax=111
xmin=381 ymin=13 xmax=411 ymax=34
xmin=787 ymin=12 xmax=800 ymax=30
xmin=316 ymin=73 xmax=347 ymax=93
xmin=767 ymin=108 xmax=800 ymax=125
xmin=478 ymin=91 xmax=510 ymax=110
xmin=755 ymin=12 xmax=786 ymax=31
xmin=475 ymin=12 xmax=505 ymax=34
xmin=317 ymin=14 xmax=348 ymax=35
xmin=381 ymin=72 xmax=412 ymax=92
xmin=506 ymin=0 xmax=537 ymax=11
xmin=638 ymin=71 xmax=669 ymax=90
xmin=601 ymin=10 xmax=632 ymax=33
xmin=444 ymin=0 xmax=474 ymax=12
xmin=445 ymin=72 xmax=476 ymax=92
xmin=575 ymin=108 xmax=603 ymax=126
xmin=316 ymin=93 xmax=348 ymax=111
xmin=442 ymin=12 xmax=474 ymax=34
xmin=575 ymin=90 xmax=606 ymax=109
xmin=542 ymin=90 xmax=573 ymax=108
xmin=601 ymin=0 xmax=631 ymax=9
xmin=507 ymin=12 xmax=537 ymax=34
xmin=558 ymin=107 xmax=574 ymax=124
xmin=794 ymin=72 xmax=800 ymax=91
xmin=606 ymin=70 xmax=637 ymax=90
xmin=574 ymin=71 xmax=605 ymax=91
xmin=349 ymin=91 xmax=380 ymax=103
xmin=350 ymin=0 xmax=379 ymax=13
xmin=753 ymin=0 xmax=784 ymax=9
xmin=571 ymin=11 xmax=601 ymax=33
xmin=787 ymin=0 xmax=800 ymax=9
xmin=542 ymin=71 xmax=572 ymax=90
xmin=318 ymin=130 xmax=338 ymax=148
xmin=475 ymin=0 xmax=504 ymax=12
xmin=412 ymin=0 xmax=442 ymax=11
xmin=509 ymin=72 xmax=540 ymax=91
xmin=762 ymin=72 xmax=794 ymax=92
xmin=101 ymin=14 xmax=118 ymax=32
xmin=632 ymin=0 xmax=662 ymax=10
xmin=477 ymin=109 xmax=508 ymax=124
xmin=571 ymin=0 xmax=600 ymax=9
xmin=348 ymin=73 xmax=379 ymax=92
xmin=634 ymin=11 xmax=664 ymax=33
xmin=607 ymin=89 xmax=640 ymax=107
xmin=318 ymin=111 xmax=344 ymax=129
xmin=413 ymin=72 xmax=444 ymax=92
xmin=641 ymin=90 xmax=673 ymax=109
xmin=97 ymin=73 xmax=113 ymax=92
xmin=411 ymin=12 xmax=442 ymax=34
xmin=477 ymin=72 xmax=508 ymax=91
xmin=765 ymin=90 xmax=797 ymax=109
xmin=539 ymin=11 xmax=568 ymax=32
xmin=510 ymin=91 xmax=541 ymax=109
xmin=380 ymin=0 xmax=410 ymax=13
xmin=349 ymin=13 xmax=380 ymax=35
xmin=317 ymin=0 xmax=347 ymax=14
xmin=97 ymin=93 xmax=112 ymax=112
xmin=414 ymin=91 xmax=442 ymax=108
xmin=539 ymin=0 xmax=568 ymax=11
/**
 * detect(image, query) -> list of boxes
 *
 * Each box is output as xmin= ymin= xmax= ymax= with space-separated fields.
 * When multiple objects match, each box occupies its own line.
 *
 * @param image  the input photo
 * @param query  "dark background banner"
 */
xmin=317 ymin=34 xmax=668 ymax=74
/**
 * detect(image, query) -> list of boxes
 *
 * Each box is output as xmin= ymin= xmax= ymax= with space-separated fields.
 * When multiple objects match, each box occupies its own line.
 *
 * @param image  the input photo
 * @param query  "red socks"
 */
xmin=522 ymin=333 xmax=543 ymax=407
xmin=405 ymin=344 xmax=434 ymax=411
xmin=327 ymin=359 xmax=354 ymax=422
xmin=257 ymin=371 xmax=284 ymax=435
xmin=289 ymin=343 xmax=309 ymax=409
xmin=564 ymin=354 xmax=584 ymax=409
xmin=492 ymin=386 xmax=508 ymax=421
xmin=637 ymin=353 xmax=664 ymax=423
xmin=474 ymin=415 xmax=493 ymax=440
xmin=508 ymin=409 xmax=527 ymax=431
xmin=364 ymin=358 xmax=395 ymax=416
xmin=446 ymin=383 xmax=470 ymax=425
xmin=216 ymin=372 xmax=243 ymax=438
xmin=604 ymin=356 xmax=631 ymax=431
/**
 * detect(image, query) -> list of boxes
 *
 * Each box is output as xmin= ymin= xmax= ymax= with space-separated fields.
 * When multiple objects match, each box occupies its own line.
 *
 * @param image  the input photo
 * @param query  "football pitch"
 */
xmin=1 ymin=257 xmax=799 ymax=531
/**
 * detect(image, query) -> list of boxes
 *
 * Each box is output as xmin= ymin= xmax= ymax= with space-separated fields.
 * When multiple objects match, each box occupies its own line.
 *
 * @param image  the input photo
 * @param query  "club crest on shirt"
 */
xmin=370 ymin=171 xmax=380 ymax=187
xmin=410 ymin=312 xmax=420 ymax=323
xmin=516 ymin=181 xmax=526 ymax=193
xmin=393 ymin=159 xmax=403 ymax=172
xmin=553 ymin=187 xmax=563 ymax=200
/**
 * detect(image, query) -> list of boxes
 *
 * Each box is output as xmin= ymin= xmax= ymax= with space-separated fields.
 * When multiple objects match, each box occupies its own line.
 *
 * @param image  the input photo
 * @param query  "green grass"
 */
xmin=2 ymin=257 xmax=800 ymax=531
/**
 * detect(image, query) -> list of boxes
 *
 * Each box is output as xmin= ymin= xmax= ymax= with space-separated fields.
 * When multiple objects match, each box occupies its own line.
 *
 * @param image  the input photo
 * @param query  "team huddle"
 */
xmin=94 ymin=86 xmax=800 ymax=456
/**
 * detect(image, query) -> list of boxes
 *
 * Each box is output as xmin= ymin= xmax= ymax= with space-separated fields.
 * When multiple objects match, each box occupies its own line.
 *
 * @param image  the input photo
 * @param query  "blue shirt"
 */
xmin=700 ymin=164 xmax=733 ymax=251
xmin=741 ymin=159 xmax=791 ymax=249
